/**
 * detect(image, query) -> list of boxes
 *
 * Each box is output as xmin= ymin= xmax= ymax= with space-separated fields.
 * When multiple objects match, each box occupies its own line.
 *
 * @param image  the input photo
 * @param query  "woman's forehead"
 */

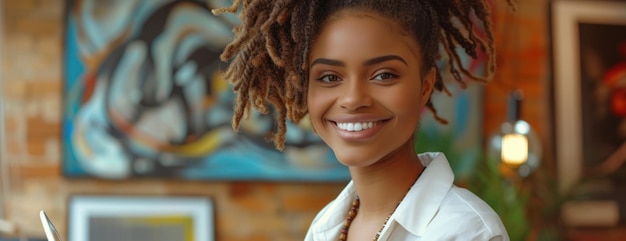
xmin=310 ymin=10 xmax=423 ymax=65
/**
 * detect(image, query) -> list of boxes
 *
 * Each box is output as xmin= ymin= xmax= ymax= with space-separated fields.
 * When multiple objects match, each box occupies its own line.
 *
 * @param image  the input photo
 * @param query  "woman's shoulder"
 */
xmin=443 ymin=186 xmax=499 ymax=215
xmin=425 ymin=186 xmax=509 ymax=240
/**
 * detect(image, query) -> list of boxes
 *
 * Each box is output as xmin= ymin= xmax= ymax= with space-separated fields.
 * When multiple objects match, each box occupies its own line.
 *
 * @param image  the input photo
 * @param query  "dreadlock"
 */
xmin=212 ymin=0 xmax=516 ymax=150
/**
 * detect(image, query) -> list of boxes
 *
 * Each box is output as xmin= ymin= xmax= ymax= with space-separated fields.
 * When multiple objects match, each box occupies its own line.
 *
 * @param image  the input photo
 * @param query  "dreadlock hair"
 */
xmin=213 ymin=0 xmax=516 ymax=150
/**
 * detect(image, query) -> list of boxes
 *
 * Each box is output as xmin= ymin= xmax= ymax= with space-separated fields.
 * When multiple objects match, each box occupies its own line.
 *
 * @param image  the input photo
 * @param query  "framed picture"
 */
xmin=552 ymin=0 xmax=626 ymax=226
xmin=552 ymin=0 xmax=626 ymax=191
xmin=68 ymin=195 xmax=214 ymax=241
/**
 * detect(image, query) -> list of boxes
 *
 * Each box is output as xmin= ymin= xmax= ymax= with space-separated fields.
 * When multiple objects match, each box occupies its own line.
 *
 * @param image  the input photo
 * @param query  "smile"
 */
xmin=336 ymin=121 xmax=376 ymax=132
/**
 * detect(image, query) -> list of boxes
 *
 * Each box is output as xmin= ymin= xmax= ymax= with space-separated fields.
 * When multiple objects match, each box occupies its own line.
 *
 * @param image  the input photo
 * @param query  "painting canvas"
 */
xmin=579 ymin=23 xmax=626 ymax=181
xmin=61 ymin=0 xmax=484 ymax=180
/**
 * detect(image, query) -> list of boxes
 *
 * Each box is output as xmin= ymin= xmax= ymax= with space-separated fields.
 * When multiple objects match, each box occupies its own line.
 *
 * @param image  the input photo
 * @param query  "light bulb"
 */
xmin=501 ymin=133 xmax=528 ymax=165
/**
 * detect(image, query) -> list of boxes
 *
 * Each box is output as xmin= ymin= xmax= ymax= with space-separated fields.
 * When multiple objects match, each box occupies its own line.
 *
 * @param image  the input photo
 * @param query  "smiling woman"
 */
xmin=213 ymin=0 xmax=514 ymax=240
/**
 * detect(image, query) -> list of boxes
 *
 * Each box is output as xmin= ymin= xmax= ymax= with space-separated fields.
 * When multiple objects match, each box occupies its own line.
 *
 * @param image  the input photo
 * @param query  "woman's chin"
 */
xmin=334 ymin=152 xmax=378 ymax=168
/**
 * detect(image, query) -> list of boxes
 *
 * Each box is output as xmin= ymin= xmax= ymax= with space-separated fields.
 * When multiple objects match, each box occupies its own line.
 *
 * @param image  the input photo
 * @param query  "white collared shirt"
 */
xmin=304 ymin=152 xmax=509 ymax=241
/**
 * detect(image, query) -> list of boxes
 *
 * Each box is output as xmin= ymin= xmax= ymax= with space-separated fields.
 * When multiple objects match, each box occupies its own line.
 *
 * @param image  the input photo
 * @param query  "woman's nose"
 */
xmin=337 ymin=80 xmax=373 ymax=111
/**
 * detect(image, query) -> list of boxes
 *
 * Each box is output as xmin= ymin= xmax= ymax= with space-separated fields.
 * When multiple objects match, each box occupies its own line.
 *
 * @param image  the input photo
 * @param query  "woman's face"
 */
xmin=307 ymin=9 xmax=435 ymax=167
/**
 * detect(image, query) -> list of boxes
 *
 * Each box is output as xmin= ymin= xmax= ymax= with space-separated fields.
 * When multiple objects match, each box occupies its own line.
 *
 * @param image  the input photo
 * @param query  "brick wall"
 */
xmin=485 ymin=0 xmax=551 ymax=159
xmin=486 ymin=2 xmax=554 ymax=238
xmin=0 ymin=1 xmax=345 ymax=240
xmin=0 ymin=0 xmax=551 ymax=240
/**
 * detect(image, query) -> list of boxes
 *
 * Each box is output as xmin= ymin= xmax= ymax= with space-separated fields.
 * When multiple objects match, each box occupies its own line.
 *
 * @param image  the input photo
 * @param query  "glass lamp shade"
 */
xmin=486 ymin=90 xmax=542 ymax=178
xmin=487 ymin=119 xmax=542 ymax=178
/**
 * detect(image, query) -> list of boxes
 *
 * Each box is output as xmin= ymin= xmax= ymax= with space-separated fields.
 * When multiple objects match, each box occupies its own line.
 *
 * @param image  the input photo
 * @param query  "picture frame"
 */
xmin=551 ymin=0 xmax=626 ymax=191
xmin=552 ymin=0 xmax=626 ymax=226
xmin=67 ymin=195 xmax=214 ymax=241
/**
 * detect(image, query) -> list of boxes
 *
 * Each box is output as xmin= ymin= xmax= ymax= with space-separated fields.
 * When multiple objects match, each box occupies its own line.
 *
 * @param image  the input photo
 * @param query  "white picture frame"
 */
xmin=552 ymin=0 xmax=626 ymax=193
xmin=68 ymin=195 xmax=214 ymax=241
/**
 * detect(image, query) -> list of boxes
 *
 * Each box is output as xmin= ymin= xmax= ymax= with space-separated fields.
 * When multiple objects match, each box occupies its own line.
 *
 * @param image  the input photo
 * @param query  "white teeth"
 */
xmin=337 ymin=122 xmax=376 ymax=132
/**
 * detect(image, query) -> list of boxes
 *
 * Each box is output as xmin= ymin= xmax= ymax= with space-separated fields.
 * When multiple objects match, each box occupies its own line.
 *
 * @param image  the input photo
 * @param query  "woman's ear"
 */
xmin=421 ymin=67 xmax=436 ymax=104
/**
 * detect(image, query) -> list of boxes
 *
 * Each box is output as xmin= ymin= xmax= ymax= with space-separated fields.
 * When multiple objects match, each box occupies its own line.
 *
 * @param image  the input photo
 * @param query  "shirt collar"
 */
xmin=390 ymin=152 xmax=455 ymax=237
xmin=310 ymin=152 xmax=454 ymax=239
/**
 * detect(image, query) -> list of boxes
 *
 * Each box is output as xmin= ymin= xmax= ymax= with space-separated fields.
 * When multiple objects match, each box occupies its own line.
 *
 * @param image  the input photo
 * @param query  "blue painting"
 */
xmin=62 ymin=0 xmax=482 ymax=181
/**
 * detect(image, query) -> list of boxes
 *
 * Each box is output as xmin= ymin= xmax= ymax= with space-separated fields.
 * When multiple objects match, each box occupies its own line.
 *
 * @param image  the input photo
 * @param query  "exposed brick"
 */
xmin=220 ymin=212 xmax=288 ymax=235
xmin=3 ymin=115 xmax=25 ymax=137
xmin=26 ymin=81 xmax=62 ymax=119
xmin=16 ymin=137 xmax=58 ymax=162
xmin=277 ymin=184 xmax=343 ymax=213
xmin=163 ymin=181 xmax=230 ymax=196
xmin=26 ymin=115 xmax=60 ymax=137
xmin=36 ymin=36 xmax=61 ymax=59
xmin=4 ymin=56 xmax=55 ymax=81
xmin=229 ymin=183 xmax=281 ymax=210
xmin=25 ymin=136 xmax=48 ymax=157
xmin=4 ymin=34 xmax=35 ymax=52
xmin=2 ymin=81 xmax=28 ymax=99
xmin=230 ymin=189 xmax=278 ymax=213
xmin=222 ymin=234 xmax=272 ymax=241
xmin=15 ymin=164 xmax=60 ymax=178
xmin=15 ymin=18 xmax=60 ymax=36
xmin=229 ymin=182 xmax=255 ymax=197
xmin=3 ymin=0 xmax=37 ymax=12
xmin=284 ymin=213 xmax=317 ymax=235
xmin=41 ymin=96 xmax=62 ymax=122
xmin=4 ymin=137 xmax=27 ymax=156
xmin=35 ymin=0 xmax=64 ymax=16
xmin=272 ymin=234 xmax=305 ymax=241
xmin=280 ymin=192 xmax=334 ymax=213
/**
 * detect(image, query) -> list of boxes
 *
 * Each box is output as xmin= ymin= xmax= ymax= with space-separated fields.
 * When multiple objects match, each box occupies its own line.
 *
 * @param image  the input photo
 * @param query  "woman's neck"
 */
xmin=348 ymin=140 xmax=425 ymax=218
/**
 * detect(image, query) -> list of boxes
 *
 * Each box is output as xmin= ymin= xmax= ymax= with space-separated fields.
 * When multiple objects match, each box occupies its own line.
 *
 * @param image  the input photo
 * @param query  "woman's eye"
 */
xmin=372 ymin=72 xmax=398 ymax=81
xmin=317 ymin=74 xmax=340 ymax=83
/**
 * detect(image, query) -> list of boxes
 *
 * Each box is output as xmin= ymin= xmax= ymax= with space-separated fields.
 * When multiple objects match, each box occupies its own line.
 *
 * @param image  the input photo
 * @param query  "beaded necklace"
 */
xmin=338 ymin=169 xmax=424 ymax=241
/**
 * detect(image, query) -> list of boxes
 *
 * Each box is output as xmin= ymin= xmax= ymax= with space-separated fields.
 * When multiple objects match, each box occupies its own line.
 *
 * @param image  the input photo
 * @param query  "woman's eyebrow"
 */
xmin=310 ymin=55 xmax=408 ymax=68
xmin=310 ymin=58 xmax=345 ymax=67
xmin=364 ymin=55 xmax=408 ymax=66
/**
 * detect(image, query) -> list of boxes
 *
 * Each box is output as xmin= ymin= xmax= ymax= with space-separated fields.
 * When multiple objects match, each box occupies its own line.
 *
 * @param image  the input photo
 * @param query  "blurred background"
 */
xmin=1 ymin=0 xmax=625 ymax=240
